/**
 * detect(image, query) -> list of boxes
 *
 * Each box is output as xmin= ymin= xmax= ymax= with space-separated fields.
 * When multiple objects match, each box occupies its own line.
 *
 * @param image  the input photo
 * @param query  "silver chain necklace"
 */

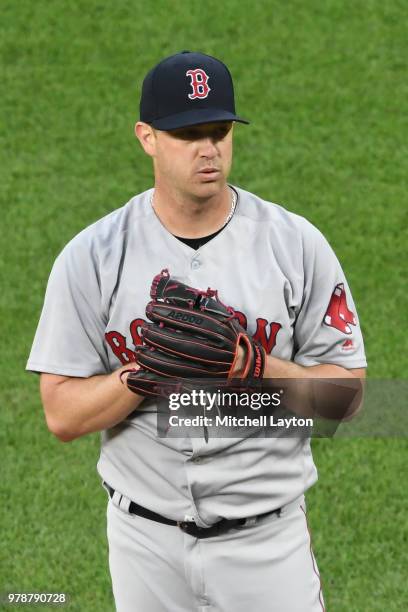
xmin=223 ymin=187 xmax=237 ymax=226
xmin=150 ymin=187 xmax=237 ymax=227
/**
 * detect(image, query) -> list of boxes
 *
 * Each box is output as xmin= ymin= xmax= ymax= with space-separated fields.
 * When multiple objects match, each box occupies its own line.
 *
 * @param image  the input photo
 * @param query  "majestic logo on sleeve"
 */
xmin=186 ymin=69 xmax=211 ymax=99
xmin=324 ymin=283 xmax=357 ymax=335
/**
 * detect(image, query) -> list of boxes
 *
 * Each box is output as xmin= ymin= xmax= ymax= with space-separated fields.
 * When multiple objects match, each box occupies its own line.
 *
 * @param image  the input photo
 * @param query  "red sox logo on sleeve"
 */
xmin=323 ymin=283 xmax=357 ymax=338
xmin=186 ymin=69 xmax=211 ymax=99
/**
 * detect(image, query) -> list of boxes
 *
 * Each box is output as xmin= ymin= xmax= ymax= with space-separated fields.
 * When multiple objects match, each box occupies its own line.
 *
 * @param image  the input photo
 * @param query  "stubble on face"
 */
xmin=152 ymin=122 xmax=233 ymax=202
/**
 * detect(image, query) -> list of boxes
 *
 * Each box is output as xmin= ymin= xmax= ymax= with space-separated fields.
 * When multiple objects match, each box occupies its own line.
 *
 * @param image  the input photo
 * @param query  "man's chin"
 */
xmin=192 ymin=178 xmax=227 ymax=200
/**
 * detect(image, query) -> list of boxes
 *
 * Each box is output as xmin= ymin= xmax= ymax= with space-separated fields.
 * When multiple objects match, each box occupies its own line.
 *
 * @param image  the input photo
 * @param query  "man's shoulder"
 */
xmin=234 ymin=185 xmax=320 ymax=238
xmin=62 ymin=189 xmax=153 ymax=253
xmin=77 ymin=189 xmax=152 ymax=242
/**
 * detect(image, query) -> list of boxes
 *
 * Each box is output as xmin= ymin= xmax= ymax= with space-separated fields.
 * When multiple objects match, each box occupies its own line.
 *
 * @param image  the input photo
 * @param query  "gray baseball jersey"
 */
xmin=27 ymin=185 xmax=366 ymax=527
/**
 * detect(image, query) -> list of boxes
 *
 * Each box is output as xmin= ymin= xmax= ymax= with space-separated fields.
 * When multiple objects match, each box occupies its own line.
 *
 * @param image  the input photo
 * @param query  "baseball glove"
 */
xmin=125 ymin=269 xmax=266 ymax=397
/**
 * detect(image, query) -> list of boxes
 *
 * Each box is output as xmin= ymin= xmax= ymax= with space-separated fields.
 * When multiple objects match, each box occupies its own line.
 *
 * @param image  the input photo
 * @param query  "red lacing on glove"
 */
xmin=225 ymin=307 xmax=239 ymax=321
xmin=150 ymin=270 xmax=239 ymax=321
xmin=150 ymin=269 xmax=170 ymax=299
xmin=198 ymin=288 xmax=238 ymax=320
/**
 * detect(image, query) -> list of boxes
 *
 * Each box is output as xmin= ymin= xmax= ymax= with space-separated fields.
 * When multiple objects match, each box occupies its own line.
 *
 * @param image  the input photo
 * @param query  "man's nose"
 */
xmin=198 ymin=138 xmax=218 ymax=158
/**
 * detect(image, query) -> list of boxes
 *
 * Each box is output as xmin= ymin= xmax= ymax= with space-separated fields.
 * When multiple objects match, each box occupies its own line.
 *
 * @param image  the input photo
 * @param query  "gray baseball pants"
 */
xmin=106 ymin=494 xmax=325 ymax=611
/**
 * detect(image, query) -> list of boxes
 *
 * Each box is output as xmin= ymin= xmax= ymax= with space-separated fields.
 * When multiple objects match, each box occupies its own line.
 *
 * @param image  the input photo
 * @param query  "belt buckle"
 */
xmin=178 ymin=521 xmax=198 ymax=536
xmin=177 ymin=520 xmax=197 ymax=532
xmin=177 ymin=521 xmax=213 ymax=538
xmin=177 ymin=521 xmax=188 ymax=531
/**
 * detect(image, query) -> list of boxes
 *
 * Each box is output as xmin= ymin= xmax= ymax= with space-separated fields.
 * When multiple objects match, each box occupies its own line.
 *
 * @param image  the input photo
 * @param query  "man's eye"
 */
xmin=212 ymin=125 xmax=232 ymax=139
xmin=214 ymin=129 xmax=228 ymax=139
xmin=172 ymin=125 xmax=230 ymax=140
xmin=174 ymin=130 xmax=196 ymax=140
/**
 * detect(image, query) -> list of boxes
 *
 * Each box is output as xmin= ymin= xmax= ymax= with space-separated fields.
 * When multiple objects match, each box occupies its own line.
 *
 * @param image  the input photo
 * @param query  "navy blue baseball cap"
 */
xmin=139 ymin=51 xmax=249 ymax=130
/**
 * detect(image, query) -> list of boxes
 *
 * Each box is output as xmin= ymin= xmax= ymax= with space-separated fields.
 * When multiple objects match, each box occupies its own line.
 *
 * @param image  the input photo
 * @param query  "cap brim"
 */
xmin=150 ymin=108 xmax=249 ymax=130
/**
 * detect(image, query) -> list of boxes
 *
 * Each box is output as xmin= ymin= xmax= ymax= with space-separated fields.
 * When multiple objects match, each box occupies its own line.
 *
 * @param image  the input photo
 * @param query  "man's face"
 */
xmin=151 ymin=122 xmax=233 ymax=200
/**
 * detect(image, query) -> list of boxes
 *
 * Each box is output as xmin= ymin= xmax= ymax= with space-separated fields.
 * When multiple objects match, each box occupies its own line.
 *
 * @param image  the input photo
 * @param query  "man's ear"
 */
xmin=135 ymin=121 xmax=157 ymax=157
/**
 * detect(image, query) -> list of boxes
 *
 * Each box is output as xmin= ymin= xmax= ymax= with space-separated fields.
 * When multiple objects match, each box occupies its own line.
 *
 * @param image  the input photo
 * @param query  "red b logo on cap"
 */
xmin=186 ymin=69 xmax=211 ymax=99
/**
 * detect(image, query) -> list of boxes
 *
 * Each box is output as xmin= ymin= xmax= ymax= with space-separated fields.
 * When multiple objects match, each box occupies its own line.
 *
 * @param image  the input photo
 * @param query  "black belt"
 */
xmin=104 ymin=482 xmax=281 ymax=539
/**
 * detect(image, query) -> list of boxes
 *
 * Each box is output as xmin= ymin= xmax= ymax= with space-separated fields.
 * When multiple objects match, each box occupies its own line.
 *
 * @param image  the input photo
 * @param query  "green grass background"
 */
xmin=1 ymin=0 xmax=407 ymax=610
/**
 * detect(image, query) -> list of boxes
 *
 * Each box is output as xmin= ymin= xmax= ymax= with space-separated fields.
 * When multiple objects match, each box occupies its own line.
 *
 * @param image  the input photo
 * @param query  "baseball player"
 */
xmin=27 ymin=51 xmax=366 ymax=611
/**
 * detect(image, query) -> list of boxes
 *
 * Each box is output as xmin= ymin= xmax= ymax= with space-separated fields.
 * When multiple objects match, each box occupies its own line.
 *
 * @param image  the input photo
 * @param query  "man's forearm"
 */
xmin=40 ymin=363 xmax=144 ymax=442
xmin=263 ymin=356 xmax=363 ymax=379
xmin=262 ymin=355 xmax=365 ymax=419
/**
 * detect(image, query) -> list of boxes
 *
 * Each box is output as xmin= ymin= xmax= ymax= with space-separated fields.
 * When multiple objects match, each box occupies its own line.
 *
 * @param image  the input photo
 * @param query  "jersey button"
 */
xmin=191 ymin=260 xmax=201 ymax=270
